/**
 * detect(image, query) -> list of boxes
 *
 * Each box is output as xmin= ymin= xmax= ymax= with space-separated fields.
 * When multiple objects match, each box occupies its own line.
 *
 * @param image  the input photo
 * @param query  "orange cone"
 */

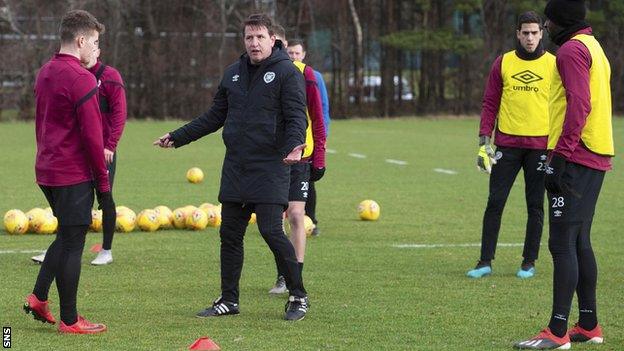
xmin=90 ymin=243 xmax=102 ymax=253
xmin=189 ymin=337 xmax=221 ymax=350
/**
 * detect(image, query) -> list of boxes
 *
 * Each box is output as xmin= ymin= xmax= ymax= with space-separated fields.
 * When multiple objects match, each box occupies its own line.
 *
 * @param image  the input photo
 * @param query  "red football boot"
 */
xmin=513 ymin=328 xmax=571 ymax=349
xmin=58 ymin=315 xmax=107 ymax=334
xmin=568 ymin=323 xmax=604 ymax=343
xmin=23 ymin=293 xmax=56 ymax=324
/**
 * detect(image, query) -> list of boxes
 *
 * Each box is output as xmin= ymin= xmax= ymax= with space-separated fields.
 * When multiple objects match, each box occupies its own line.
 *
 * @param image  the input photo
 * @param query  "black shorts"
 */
xmin=288 ymin=162 xmax=310 ymax=202
xmin=39 ymin=181 xmax=95 ymax=226
xmin=548 ymin=162 xmax=605 ymax=223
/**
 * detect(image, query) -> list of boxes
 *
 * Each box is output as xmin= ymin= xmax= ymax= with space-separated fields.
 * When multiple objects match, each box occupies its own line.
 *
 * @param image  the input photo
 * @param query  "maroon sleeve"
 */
xmin=103 ymin=68 xmax=127 ymax=151
xmin=479 ymin=55 xmax=503 ymax=137
xmin=304 ymin=66 xmax=326 ymax=168
xmin=553 ymin=41 xmax=592 ymax=158
xmin=73 ymin=74 xmax=110 ymax=193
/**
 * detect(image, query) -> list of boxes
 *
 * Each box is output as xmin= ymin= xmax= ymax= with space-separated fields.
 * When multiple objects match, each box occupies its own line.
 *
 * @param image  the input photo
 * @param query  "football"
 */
xmin=137 ymin=209 xmax=160 ymax=232
xmin=186 ymin=167 xmax=204 ymax=183
xmin=3 ymin=209 xmax=29 ymax=235
xmin=358 ymin=200 xmax=380 ymax=221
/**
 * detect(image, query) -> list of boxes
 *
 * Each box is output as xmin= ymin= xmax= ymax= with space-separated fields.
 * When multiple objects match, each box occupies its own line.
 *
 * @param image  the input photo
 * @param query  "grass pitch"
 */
xmin=1 ymin=118 xmax=623 ymax=350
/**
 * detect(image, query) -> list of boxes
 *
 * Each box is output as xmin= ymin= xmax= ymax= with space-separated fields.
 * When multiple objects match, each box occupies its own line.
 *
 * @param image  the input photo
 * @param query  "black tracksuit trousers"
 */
xmin=480 ymin=147 xmax=547 ymax=262
xmin=219 ymin=202 xmax=306 ymax=303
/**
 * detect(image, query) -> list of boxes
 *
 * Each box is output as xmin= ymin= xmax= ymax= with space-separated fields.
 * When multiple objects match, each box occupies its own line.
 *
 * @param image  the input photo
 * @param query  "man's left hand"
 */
xmin=283 ymin=144 xmax=306 ymax=165
xmin=104 ymin=148 xmax=114 ymax=165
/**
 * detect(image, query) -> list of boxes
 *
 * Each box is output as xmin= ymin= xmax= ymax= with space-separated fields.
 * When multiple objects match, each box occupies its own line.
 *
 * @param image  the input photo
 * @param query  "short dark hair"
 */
xmin=273 ymin=24 xmax=286 ymax=40
xmin=288 ymin=38 xmax=306 ymax=51
xmin=59 ymin=10 xmax=105 ymax=43
xmin=517 ymin=11 xmax=543 ymax=30
xmin=243 ymin=13 xmax=274 ymax=35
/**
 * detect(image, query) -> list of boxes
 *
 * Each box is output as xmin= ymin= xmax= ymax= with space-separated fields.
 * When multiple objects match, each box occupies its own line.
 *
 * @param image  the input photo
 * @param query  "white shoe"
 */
xmin=268 ymin=275 xmax=288 ymax=294
xmin=91 ymin=250 xmax=113 ymax=265
xmin=31 ymin=251 xmax=46 ymax=264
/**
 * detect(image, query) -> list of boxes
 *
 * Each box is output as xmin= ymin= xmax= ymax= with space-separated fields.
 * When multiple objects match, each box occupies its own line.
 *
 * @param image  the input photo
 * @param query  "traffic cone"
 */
xmin=189 ymin=336 xmax=221 ymax=350
xmin=90 ymin=243 xmax=102 ymax=253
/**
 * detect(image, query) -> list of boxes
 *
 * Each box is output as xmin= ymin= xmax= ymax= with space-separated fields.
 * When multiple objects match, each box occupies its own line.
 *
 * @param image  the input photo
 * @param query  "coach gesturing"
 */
xmin=155 ymin=14 xmax=309 ymax=321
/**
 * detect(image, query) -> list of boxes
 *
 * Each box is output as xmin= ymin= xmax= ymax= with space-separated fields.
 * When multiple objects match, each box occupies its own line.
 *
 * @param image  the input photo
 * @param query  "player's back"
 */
xmin=34 ymin=53 xmax=102 ymax=187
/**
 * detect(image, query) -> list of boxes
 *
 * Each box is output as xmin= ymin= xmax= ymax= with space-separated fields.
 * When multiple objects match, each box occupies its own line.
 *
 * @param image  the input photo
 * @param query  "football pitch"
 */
xmin=1 ymin=118 xmax=623 ymax=350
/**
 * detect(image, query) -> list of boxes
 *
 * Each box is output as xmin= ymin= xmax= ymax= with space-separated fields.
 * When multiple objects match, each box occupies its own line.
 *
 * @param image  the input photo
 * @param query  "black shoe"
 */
xmin=311 ymin=227 xmax=320 ymax=237
xmin=196 ymin=297 xmax=239 ymax=318
xmin=284 ymin=295 xmax=309 ymax=321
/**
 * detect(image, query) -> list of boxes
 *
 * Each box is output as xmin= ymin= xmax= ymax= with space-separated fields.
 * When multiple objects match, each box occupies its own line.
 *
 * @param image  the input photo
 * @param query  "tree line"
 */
xmin=1 ymin=0 xmax=623 ymax=120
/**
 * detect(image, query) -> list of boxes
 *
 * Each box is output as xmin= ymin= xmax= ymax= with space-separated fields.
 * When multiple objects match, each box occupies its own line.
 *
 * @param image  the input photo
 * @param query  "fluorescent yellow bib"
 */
xmin=548 ymin=34 xmax=614 ymax=156
xmin=293 ymin=61 xmax=314 ymax=158
xmin=498 ymin=50 xmax=555 ymax=136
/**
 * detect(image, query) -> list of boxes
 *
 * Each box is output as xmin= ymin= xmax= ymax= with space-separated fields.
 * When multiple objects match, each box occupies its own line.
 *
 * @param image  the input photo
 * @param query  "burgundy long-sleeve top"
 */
xmin=35 ymin=53 xmax=110 ymax=192
xmin=552 ymin=27 xmax=611 ymax=171
xmin=479 ymin=55 xmax=548 ymax=149
xmin=88 ymin=61 xmax=127 ymax=152
xmin=302 ymin=65 xmax=326 ymax=168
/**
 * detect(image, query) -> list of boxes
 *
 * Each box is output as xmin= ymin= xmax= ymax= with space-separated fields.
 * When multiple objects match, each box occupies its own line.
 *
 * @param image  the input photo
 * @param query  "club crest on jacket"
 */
xmin=264 ymin=72 xmax=275 ymax=83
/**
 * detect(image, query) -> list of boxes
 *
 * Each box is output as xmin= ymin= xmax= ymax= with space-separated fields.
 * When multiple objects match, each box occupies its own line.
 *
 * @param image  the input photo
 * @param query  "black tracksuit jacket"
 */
xmin=170 ymin=46 xmax=307 ymax=206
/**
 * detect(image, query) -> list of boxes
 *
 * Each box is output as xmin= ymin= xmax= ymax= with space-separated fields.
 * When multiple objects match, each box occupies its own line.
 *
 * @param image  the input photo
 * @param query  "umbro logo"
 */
xmin=554 ymin=210 xmax=563 ymax=217
xmin=511 ymin=70 xmax=543 ymax=84
xmin=232 ymin=74 xmax=239 ymax=82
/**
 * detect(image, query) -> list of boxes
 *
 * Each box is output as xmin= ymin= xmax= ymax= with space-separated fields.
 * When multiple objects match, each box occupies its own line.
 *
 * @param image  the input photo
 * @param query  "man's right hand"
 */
xmin=476 ymin=136 xmax=497 ymax=174
xmin=153 ymin=133 xmax=174 ymax=148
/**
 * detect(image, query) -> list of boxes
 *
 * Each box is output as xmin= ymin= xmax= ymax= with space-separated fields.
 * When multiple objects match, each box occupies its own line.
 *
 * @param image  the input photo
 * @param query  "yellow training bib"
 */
xmin=293 ymin=61 xmax=314 ymax=158
xmin=498 ymin=50 xmax=556 ymax=136
xmin=548 ymin=34 xmax=614 ymax=156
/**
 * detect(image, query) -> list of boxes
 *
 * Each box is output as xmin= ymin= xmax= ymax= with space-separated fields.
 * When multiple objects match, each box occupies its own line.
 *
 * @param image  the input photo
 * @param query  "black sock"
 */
xmin=521 ymin=260 xmax=535 ymax=270
xmin=578 ymin=307 xmax=597 ymax=330
xmin=548 ymin=313 xmax=568 ymax=337
xmin=476 ymin=260 xmax=491 ymax=268
xmin=101 ymin=206 xmax=116 ymax=250
xmin=298 ymin=262 xmax=304 ymax=275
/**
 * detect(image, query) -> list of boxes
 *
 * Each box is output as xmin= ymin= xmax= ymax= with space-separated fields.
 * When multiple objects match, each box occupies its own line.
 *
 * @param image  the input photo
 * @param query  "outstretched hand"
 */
xmin=283 ymin=144 xmax=306 ymax=165
xmin=153 ymin=133 xmax=174 ymax=148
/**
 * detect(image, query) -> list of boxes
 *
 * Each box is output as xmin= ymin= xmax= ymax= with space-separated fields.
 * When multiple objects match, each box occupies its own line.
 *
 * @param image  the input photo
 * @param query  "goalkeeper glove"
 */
xmin=476 ymin=136 xmax=496 ymax=174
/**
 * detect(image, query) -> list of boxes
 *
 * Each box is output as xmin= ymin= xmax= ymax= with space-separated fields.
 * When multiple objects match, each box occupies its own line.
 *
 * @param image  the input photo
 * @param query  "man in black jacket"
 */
xmin=155 ymin=14 xmax=309 ymax=321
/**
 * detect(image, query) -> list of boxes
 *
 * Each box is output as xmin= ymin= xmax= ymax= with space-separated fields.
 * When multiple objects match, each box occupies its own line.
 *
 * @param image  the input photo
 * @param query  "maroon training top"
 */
xmin=479 ymin=54 xmax=548 ymax=149
xmin=552 ymin=27 xmax=612 ymax=171
xmin=302 ymin=65 xmax=326 ymax=168
xmin=35 ymin=53 xmax=110 ymax=192
xmin=89 ymin=61 xmax=127 ymax=152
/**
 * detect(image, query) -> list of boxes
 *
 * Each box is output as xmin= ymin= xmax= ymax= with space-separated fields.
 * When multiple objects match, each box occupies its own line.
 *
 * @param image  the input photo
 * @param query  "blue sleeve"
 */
xmin=314 ymin=70 xmax=330 ymax=135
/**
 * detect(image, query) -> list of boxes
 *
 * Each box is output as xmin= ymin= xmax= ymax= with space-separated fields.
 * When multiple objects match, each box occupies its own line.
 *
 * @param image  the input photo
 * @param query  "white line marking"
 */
xmin=0 ymin=249 xmax=45 ymax=254
xmin=393 ymin=243 xmax=526 ymax=249
xmin=385 ymin=159 xmax=408 ymax=165
xmin=433 ymin=168 xmax=458 ymax=175
xmin=326 ymin=149 xmax=337 ymax=154
xmin=348 ymin=153 xmax=367 ymax=159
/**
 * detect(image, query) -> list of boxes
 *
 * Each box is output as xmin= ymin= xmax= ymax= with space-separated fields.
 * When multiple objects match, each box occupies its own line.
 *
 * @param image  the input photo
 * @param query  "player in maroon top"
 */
xmin=23 ymin=10 xmax=112 ymax=335
xmin=31 ymin=48 xmax=127 ymax=266
xmin=87 ymin=49 xmax=127 ymax=266
xmin=268 ymin=28 xmax=326 ymax=295
xmin=515 ymin=0 xmax=611 ymax=348
xmin=468 ymin=12 xmax=551 ymax=280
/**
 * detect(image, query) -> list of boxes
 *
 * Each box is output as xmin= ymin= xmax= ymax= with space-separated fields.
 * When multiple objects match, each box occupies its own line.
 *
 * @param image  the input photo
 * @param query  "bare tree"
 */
xmin=348 ymin=0 xmax=363 ymax=108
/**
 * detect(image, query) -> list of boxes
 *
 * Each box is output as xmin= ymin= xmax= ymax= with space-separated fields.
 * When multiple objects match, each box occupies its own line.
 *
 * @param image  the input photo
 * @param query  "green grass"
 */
xmin=1 ymin=118 xmax=623 ymax=350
